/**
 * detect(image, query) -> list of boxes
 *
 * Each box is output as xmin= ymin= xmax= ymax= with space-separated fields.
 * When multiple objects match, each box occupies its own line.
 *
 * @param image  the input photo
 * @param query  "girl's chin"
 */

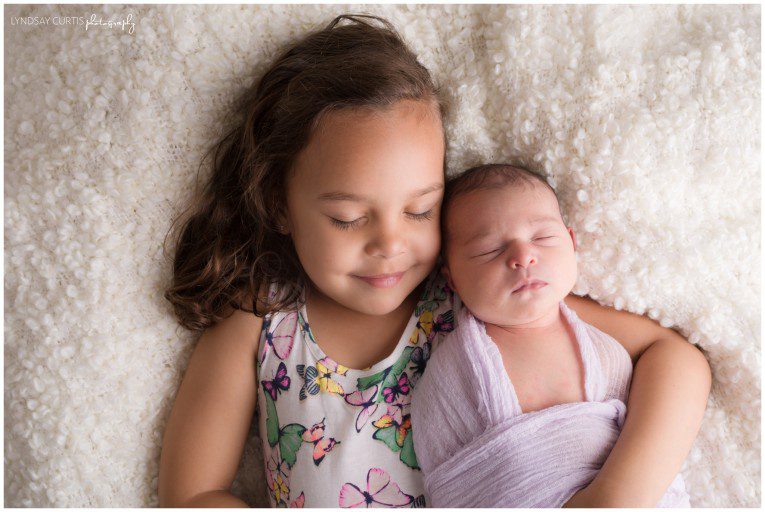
xmin=346 ymin=297 xmax=406 ymax=316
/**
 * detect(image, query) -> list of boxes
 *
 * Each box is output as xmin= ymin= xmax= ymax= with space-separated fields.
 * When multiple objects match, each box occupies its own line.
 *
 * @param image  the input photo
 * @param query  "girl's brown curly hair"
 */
xmin=163 ymin=14 xmax=446 ymax=332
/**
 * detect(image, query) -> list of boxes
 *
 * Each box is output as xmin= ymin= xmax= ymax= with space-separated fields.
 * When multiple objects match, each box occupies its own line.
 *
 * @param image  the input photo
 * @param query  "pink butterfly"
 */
xmin=262 ymin=312 xmax=297 ymax=363
xmin=266 ymin=452 xmax=289 ymax=485
xmin=382 ymin=372 xmax=410 ymax=404
xmin=301 ymin=418 xmax=340 ymax=466
xmin=428 ymin=310 xmax=455 ymax=342
xmin=289 ymin=492 xmax=305 ymax=508
xmin=302 ymin=418 xmax=326 ymax=443
xmin=261 ymin=361 xmax=290 ymax=401
xmin=312 ymin=437 xmax=340 ymax=466
xmin=265 ymin=451 xmax=291 ymax=505
xmin=344 ymin=385 xmax=379 ymax=432
xmin=338 ymin=468 xmax=414 ymax=508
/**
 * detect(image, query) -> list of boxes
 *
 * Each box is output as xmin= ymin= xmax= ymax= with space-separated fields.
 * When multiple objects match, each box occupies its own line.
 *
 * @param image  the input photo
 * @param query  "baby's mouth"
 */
xmin=511 ymin=279 xmax=548 ymax=293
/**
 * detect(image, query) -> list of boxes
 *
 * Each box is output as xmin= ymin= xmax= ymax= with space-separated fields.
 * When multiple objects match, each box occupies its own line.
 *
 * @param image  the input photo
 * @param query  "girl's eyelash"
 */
xmin=330 ymin=209 xmax=434 ymax=230
xmin=330 ymin=218 xmax=362 ymax=230
xmin=406 ymin=208 xmax=434 ymax=221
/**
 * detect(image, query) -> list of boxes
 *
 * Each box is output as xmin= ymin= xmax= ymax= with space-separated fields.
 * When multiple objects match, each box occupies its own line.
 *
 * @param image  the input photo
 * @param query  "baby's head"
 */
xmin=441 ymin=164 xmax=578 ymax=327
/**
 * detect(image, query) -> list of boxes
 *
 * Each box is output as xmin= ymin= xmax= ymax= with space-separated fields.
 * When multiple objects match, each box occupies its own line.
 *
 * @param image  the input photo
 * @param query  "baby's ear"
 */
xmin=568 ymin=227 xmax=577 ymax=251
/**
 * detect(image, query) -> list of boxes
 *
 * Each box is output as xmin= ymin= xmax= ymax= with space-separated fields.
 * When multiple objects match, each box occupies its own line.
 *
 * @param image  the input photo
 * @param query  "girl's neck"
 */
xmin=302 ymin=281 xmax=424 ymax=370
xmin=304 ymin=282 xmax=421 ymax=323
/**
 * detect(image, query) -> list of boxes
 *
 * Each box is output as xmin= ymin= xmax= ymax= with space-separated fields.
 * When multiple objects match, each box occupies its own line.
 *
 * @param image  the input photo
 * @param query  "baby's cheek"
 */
xmin=473 ymin=265 xmax=503 ymax=302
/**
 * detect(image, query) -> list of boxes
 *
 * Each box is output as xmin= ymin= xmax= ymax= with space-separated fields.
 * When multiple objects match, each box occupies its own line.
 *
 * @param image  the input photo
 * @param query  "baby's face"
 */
xmin=443 ymin=182 xmax=577 ymax=327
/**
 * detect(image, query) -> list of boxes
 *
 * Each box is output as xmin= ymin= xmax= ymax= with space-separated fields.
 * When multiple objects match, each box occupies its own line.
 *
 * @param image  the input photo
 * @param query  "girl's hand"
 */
xmin=563 ymin=485 xmax=597 ymax=508
xmin=563 ymin=294 xmax=711 ymax=507
xmin=562 ymin=479 xmax=650 ymax=508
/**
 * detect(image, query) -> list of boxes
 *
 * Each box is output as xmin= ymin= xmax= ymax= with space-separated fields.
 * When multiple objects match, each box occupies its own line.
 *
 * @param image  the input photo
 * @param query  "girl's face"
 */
xmin=284 ymin=99 xmax=445 ymax=316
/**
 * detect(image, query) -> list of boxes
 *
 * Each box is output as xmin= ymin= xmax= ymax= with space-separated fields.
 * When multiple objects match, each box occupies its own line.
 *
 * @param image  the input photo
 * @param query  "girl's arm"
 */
xmin=562 ymin=294 xmax=711 ymax=507
xmin=158 ymin=307 xmax=262 ymax=508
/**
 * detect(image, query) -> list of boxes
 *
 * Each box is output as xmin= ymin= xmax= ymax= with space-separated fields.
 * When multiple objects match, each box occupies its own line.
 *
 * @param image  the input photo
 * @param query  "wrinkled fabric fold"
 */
xmin=424 ymin=399 xmax=626 ymax=508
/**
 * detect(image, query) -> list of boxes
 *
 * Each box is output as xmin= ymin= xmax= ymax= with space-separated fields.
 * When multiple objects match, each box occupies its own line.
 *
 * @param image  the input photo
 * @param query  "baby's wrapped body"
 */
xmin=411 ymin=301 xmax=690 ymax=508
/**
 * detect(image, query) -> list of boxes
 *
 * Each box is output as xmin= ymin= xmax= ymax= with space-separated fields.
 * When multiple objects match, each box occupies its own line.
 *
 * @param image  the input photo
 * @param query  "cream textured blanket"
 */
xmin=4 ymin=4 xmax=759 ymax=507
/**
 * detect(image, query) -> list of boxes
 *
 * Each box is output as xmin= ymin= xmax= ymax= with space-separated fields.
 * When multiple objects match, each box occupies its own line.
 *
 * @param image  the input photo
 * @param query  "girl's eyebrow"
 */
xmin=317 ymin=182 xmax=443 ymax=202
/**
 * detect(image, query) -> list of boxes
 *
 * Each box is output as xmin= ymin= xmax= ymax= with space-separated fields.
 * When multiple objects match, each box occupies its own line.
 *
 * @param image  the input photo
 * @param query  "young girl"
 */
xmin=158 ymin=14 xmax=711 ymax=508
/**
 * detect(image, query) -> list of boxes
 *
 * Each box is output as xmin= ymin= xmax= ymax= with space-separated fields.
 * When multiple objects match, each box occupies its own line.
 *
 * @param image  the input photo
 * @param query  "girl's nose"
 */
xmin=366 ymin=220 xmax=406 ymax=259
xmin=507 ymin=243 xmax=537 ymax=269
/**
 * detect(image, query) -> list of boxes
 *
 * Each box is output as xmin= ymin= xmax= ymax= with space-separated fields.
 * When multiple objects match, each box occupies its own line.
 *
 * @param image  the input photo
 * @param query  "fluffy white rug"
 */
xmin=4 ymin=3 xmax=760 ymax=507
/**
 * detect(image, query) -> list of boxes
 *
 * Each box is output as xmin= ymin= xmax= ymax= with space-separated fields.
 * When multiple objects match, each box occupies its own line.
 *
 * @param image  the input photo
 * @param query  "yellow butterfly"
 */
xmin=409 ymin=310 xmax=434 ymax=344
xmin=297 ymin=357 xmax=348 ymax=399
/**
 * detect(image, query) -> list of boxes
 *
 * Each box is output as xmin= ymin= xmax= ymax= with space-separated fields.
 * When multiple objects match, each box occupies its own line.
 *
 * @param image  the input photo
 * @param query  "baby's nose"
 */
xmin=508 ymin=246 xmax=537 ymax=269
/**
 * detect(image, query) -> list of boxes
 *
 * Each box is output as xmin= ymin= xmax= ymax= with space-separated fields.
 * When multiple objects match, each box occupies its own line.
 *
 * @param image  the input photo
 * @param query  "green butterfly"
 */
xmin=265 ymin=393 xmax=306 ymax=468
xmin=415 ymin=282 xmax=447 ymax=317
xmin=371 ymin=409 xmax=419 ymax=469
xmin=356 ymin=347 xmax=414 ymax=403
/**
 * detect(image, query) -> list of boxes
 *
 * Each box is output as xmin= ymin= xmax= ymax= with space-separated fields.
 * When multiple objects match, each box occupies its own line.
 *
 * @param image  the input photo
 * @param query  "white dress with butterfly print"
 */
xmin=255 ymin=269 xmax=457 ymax=508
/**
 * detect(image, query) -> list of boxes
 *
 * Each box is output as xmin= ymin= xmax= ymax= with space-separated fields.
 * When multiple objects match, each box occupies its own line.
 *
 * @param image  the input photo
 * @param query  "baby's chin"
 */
xmin=471 ymin=289 xmax=568 ymax=326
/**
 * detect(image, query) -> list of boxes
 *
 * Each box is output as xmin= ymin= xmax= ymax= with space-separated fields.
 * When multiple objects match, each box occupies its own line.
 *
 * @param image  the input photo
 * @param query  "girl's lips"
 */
xmin=354 ymin=271 xmax=406 ymax=288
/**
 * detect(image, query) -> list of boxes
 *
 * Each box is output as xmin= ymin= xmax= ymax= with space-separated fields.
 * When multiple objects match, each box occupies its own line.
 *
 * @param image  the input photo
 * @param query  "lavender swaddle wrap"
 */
xmin=411 ymin=301 xmax=690 ymax=508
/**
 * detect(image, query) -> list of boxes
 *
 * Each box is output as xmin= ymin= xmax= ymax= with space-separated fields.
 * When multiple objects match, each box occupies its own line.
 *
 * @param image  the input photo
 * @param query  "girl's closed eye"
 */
xmin=328 ymin=207 xmax=436 ymax=231
xmin=328 ymin=216 xmax=366 ymax=230
xmin=406 ymin=207 xmax=435 ymax=221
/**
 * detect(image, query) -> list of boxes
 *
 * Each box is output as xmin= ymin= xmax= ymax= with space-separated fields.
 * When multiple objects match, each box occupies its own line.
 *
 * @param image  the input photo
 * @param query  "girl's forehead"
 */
xmin=289 ymin=102 xmax=445 ymax=199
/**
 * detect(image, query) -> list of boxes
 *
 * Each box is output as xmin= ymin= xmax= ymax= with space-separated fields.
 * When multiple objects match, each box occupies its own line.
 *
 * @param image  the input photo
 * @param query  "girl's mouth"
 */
xmin=353 ymin=271 xmax=406 ymax=288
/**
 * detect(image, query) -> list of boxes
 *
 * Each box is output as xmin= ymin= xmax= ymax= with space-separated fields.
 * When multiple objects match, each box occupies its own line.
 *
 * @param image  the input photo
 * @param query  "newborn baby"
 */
xmin=411 ymin=163 xmax=690 ymax=507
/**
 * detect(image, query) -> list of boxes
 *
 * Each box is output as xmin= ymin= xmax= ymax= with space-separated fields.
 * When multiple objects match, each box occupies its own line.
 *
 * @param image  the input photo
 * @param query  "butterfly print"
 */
xmin=382 ymin=372 xmax=410 ymax=404
xmin=297 ymin=358 xmax=347 ymax=400
xmin=266 ymin=449 xmax=292 ymax=506
xmin=428 ymin=310 xmax=455 ymax=341
xmin=338 ymin=468 xmax=414 ymax=508
xmin=372 ymin=405 xmax=418 ymax=469
xmin=344 ymin=385 xmax=380 ymax=432
xmin=261 ymin=361 xmax=290 ymax=401
xmin=262 ymin=312 xmax=297 ymax=364
xmin=312 ymin=437 xmax=340 ymax=466
xmin=411 ymin=494 xmax=426 ymax=508
xmin=265 ymin=393 xmax=307 ymax=468
xmin=267 ymin=452 xmax=290 ymax=482
xmin=408 ymin=342 xmax=430 ymax=386
xmin=301 ymin=418 xmax=340 ymax=466
xmin=301 ymin=418 xmax=326 ymax=443
xmin=289 ymin=492 xmax=305 ymax=508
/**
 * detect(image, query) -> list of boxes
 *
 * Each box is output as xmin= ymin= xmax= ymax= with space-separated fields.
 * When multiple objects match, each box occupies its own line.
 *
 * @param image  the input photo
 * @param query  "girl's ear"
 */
xmin=274 ymin=208 xmax=291 ymax=235
xmin=568 ymin=227 xmax=577 ymax=251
